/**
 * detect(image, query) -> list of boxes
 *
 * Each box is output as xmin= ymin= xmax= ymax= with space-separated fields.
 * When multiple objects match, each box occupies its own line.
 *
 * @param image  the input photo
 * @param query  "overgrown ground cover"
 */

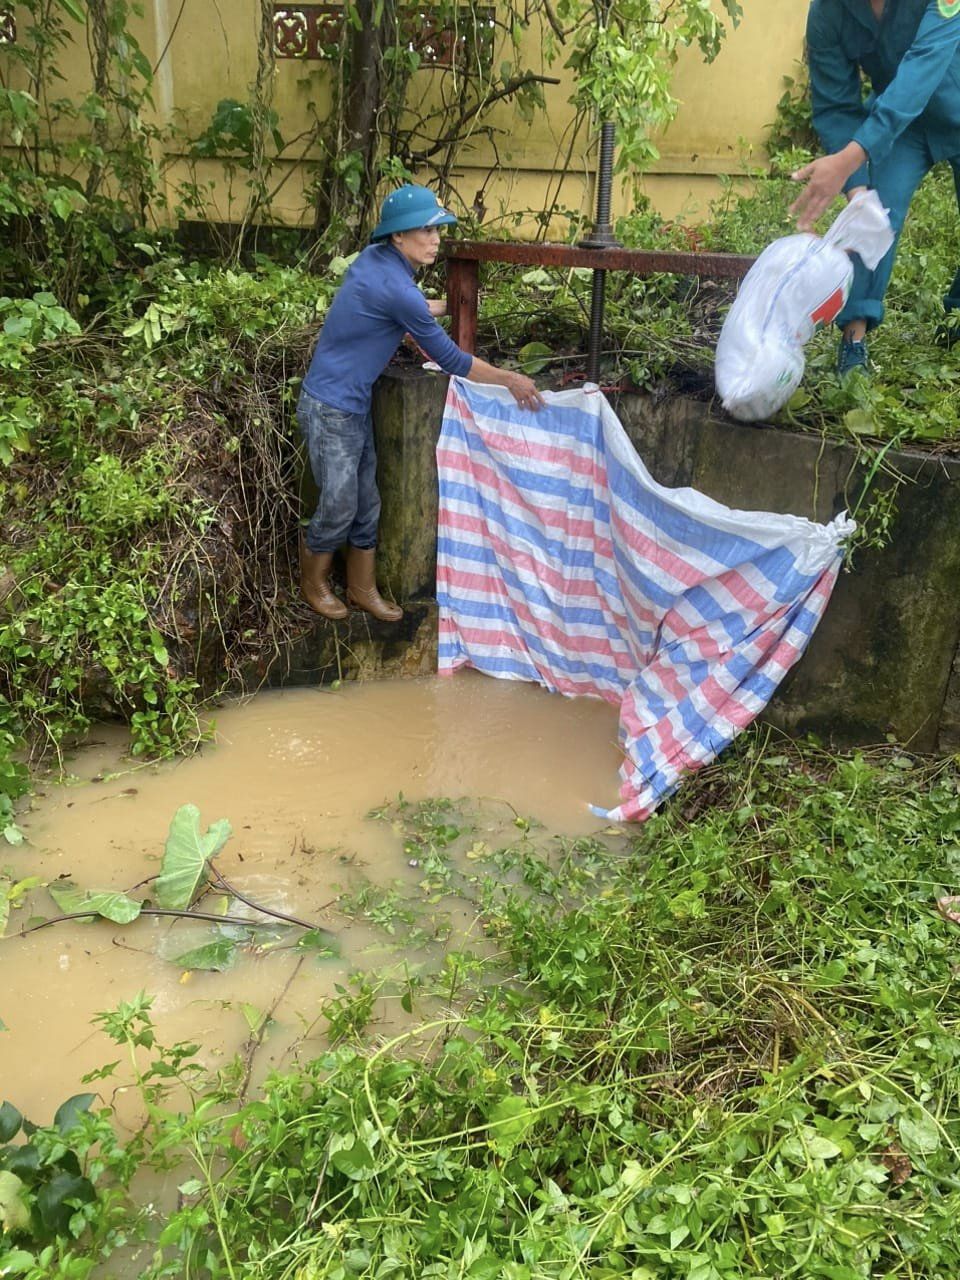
xmin=3 ymin=157 xmax=958 ymax=817
xmin=0 ymin=245 xmax=346 ymax=832
xmin=3 ymin=732 xmax=960 ymax=1277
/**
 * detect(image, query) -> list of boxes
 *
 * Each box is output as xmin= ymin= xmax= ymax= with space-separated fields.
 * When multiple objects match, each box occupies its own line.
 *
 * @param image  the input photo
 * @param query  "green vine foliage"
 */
xmin=159 ymin=1 xmax=745 ymax=249
xmin=0 ymin=255 xmax=339 ymax=777
xmin=561 ymin=0 xmax=742 ymax=170
xmin=0 ymin=0 xmax=163 ymax=305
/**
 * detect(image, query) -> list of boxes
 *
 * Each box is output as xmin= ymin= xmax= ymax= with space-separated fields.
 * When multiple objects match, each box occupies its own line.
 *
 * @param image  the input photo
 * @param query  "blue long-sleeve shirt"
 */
xmin=302 ymin=241 xmax=473 ymax=413
xmin=807 ymin=0 xmax=960 ymax=189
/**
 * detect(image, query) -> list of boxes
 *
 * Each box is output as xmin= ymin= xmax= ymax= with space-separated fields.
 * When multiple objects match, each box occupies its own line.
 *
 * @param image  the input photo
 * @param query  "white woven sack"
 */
xmin=715 ymin=190 xmax=894 ymax=422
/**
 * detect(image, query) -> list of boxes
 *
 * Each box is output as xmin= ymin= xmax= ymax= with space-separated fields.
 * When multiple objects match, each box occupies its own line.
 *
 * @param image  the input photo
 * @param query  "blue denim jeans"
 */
xmin=297 ymin=390 xmax=380 ymax=554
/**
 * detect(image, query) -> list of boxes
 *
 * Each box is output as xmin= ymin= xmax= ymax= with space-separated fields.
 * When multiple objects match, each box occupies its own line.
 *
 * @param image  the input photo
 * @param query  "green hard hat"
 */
xmin=370 ymin=185 xmax=457 ymax=241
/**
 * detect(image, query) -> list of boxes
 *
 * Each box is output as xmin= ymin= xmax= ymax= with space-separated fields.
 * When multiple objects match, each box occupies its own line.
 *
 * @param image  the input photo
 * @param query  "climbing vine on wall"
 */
xmin=0 ymin=0 xmax=743 ymax=255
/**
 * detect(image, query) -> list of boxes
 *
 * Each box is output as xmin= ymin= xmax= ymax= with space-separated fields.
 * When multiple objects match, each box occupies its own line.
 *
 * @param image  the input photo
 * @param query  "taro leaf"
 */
xmin=486 ymin=1095 xmax=536 ymax=1155
xmin=53 ymin=1094 xmax=95 ymax=1137
xmin=0 ymin=1169 xmax=30 ymax=1234
xmin=49 ymin=883 xmax=142 ymax=925
xmin=297 ymin=927 xmax=340 ymax=958
xmin=0 ymin=878 xmax=8 ymax=937
xmin=517 ymin=341 xmax=553 ymax=375
xmin=172 ymin=936 xmax=239 ymax=972
xmin=898 ymin=1109 xmax=940 ymax=1155
xmin=3 ymin=1143 xmax=40 ymax=1180
xmin=154 ymin=805 xmax=232 ymax=910
xmin=0 ymin=1100 xmax=23 ymax=1142
xmin=36 ymin=1171 xmax=95 ymax=1235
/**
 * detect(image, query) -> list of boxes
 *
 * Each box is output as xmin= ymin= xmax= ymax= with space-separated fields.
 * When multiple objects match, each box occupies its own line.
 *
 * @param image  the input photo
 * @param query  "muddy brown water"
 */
xmin=3 ymin=673 xmax=622 ymax=1133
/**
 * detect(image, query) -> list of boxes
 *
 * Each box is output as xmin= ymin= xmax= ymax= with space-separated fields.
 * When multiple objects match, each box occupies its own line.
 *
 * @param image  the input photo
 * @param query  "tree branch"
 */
xmin=410 ymin=73 xmax=561 ymax=163
xmin=542 ymin=0 xmax=568 ymax=43
xmin=209 ymin=865 xmax=324 ymax=932
xmin=18 ymin=906 xmax=277 ymax=936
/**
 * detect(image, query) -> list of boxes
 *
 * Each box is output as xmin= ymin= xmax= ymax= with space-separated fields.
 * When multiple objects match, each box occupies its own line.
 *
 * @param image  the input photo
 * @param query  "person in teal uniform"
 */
xmin=791 ymin=0 xmax=960 ymax=376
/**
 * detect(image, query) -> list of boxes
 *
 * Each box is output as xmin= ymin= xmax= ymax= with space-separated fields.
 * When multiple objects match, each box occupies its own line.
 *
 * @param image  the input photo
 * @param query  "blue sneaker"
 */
xmin=837 ymin=337 xmax=869 ymax=379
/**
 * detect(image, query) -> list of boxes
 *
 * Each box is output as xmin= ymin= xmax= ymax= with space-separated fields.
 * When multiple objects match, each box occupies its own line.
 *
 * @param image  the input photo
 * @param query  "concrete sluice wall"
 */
xmin=271 ymin=367 xmax=960 ymax=754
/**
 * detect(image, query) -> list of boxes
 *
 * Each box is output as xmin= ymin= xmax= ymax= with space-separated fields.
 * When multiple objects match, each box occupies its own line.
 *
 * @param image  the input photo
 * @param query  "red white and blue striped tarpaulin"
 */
xmin=436 ymin=378 xmax=854 ymax=822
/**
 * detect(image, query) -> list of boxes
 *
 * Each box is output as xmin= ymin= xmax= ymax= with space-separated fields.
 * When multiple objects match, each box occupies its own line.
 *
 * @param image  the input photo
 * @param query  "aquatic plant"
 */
xmin=144 ymin=739 xmax=958 ymax=1277
xmin=4 ymin=733 xmax=959 ymax=1277
xmin=4 ymin=804 xmax=337 ymax=975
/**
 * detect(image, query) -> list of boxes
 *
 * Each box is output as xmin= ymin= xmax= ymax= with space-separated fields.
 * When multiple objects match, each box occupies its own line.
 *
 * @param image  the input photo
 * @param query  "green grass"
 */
xmin=11 ymin=733 xmax=957 ymax=1279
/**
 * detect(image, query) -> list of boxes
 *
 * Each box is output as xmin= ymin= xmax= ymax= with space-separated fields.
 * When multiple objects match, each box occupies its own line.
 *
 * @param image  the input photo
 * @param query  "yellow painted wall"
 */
xmin=2 ymin=1 xmax=807 ymax=231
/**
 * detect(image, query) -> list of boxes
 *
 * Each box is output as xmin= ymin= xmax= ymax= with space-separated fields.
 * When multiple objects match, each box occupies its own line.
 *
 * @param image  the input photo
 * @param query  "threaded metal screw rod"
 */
xmin=580 ymin=120 xmax=621 ymax=384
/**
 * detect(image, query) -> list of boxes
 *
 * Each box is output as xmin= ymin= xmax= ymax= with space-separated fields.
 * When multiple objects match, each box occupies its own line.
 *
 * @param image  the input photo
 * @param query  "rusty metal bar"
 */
xmin=444 ymin=240 xmax=755 ymax=279
xmin=446 ymin=255 xmax=480 ymax=354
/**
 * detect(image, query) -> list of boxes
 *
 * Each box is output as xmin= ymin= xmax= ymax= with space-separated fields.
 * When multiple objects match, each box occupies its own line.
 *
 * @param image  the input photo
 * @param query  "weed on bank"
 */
xmin=4 ymin=735 xmax=960 ymax=1278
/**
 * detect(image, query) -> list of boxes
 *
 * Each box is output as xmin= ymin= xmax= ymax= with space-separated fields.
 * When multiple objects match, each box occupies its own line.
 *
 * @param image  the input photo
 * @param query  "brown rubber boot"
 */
xmin=300 ymin=538 xmax=348 ymax=620
xmin=345 ymin=546 xmax=403 ymax=622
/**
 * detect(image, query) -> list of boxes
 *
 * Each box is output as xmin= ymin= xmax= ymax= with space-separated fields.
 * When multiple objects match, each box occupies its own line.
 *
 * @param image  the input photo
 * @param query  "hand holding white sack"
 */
xmin=715 ymin=190 xmax=894 ymax=423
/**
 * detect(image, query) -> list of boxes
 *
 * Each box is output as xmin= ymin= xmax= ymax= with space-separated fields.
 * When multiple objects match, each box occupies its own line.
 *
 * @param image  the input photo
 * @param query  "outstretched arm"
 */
xmin=792 ymin=0 xmax=960 ymax=229
xmin=463 ymin=357 xmax=545 ymax=411
xmin=791 ymin=142 xmax=869 ymax=230
xmin=396 ymin=284 xmax=544 ymax=410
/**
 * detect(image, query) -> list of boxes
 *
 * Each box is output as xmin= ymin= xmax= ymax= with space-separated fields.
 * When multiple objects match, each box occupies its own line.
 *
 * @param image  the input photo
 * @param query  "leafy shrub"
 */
xmin=0 ymin=1092 xmax=137 ymax=1276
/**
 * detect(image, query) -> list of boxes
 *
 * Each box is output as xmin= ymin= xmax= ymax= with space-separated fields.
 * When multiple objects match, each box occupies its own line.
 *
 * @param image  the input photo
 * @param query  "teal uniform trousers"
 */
xmin=807 ymin=0 xmax=960 ymax=329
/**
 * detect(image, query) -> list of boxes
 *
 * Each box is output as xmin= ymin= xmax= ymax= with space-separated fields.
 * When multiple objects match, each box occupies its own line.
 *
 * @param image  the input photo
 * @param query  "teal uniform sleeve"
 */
xmin=392 ymin=283 xmax=473 ymax=378
xmin=854 ymin=0 xmax=960 ymax=165
xmin=806 ymin=0 xmax=870 ymax=190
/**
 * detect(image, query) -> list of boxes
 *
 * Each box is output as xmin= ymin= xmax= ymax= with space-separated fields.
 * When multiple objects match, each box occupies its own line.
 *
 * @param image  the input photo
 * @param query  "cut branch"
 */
xmin=18 ymin=900 xmax=332 ymax=937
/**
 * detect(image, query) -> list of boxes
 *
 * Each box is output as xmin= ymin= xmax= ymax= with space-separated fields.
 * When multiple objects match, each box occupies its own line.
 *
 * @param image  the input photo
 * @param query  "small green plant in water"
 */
xmin=11 ymin=804 xmax=337 ymax=977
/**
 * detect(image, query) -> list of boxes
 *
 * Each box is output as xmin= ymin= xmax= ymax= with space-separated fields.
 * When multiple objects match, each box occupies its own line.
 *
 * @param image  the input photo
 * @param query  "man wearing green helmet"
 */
xmin=297 ymin=184 xmax=544 ymax=623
